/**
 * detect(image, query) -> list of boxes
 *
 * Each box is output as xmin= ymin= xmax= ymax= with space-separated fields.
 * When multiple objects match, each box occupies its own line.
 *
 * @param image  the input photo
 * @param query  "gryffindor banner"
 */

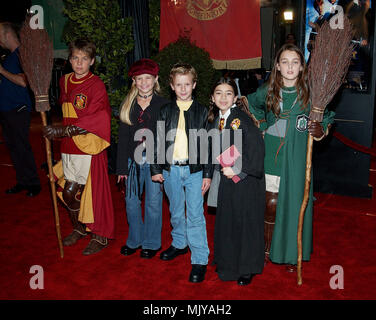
xmin=159 ymin=0 xmax=262 ymax=69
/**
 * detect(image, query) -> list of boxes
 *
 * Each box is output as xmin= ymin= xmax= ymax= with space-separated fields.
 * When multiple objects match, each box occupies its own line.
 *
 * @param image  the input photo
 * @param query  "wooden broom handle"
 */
xmin=40 ymin=111 xmax=64 ymax=258
xmin=297 ymin=133 xmax=314 ymax=285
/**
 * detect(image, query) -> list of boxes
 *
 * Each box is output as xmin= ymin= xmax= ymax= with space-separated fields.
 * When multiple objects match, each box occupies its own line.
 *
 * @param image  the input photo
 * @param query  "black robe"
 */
xmin=213 ymin=107 xmax=265 ymax=280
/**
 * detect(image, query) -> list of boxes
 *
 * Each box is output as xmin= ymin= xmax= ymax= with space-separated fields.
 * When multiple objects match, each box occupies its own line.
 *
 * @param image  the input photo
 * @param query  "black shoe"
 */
xmin=140 ymin=247 xmax=161 ymax=259
xmin=120 ymin=245 xmax=141 ymax=256
xmin=26 ymin=185 xmax=41 ymax=197
xmin=160 ymin=245 xmax=189 ymax=261
xmin=189 ymin=264 xmax=207 ymax=283
xmin=5 ymin=184 xmax=26 ymax=194
xmin=237 ymin=274 xmax=254 ymax=286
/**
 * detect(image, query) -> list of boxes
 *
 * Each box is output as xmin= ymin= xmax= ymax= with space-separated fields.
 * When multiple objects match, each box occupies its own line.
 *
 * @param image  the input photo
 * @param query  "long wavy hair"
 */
xmin=208 ymin=77 xmax=252 ymax=123
xmin=119 ymin=77 xmax=161 ymax=125
xmin=266 ymin=43 xmax=310 ymax=116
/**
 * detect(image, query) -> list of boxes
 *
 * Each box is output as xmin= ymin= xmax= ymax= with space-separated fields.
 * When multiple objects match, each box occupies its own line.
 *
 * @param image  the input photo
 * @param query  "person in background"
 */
xmin=0 ymin=22 xmax=41 ymax=197
xmin=285 ymin=33 xmax=297 ymax=45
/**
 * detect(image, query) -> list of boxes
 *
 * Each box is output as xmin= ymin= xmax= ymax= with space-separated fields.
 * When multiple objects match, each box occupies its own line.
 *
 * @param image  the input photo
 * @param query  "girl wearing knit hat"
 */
xmin=116 ymin=59 xmax=169 ymax=259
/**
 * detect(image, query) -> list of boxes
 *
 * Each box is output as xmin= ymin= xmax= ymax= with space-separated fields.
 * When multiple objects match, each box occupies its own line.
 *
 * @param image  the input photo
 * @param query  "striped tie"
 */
xmin=219 ymin=117 xmax=225 ymax=131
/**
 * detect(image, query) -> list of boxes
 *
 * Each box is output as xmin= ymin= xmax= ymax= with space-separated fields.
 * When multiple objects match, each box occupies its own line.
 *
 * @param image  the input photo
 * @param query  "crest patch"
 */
xmin=230 ymin=118 xmax=241 ymax=130
xmin=187 ymin=0 xmax=228 ymax=21
xmin=73 ymin=94 xmax=87 ymax=110
xmin=296 ymin=114 xmax=309 ymax=132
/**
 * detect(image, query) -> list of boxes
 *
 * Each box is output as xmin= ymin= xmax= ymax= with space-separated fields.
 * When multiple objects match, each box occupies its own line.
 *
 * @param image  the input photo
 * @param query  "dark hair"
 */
xmin=208 ymin=77 xmax=253 ymax=123
xmin=266 ymin=43 xmax=310 ymax=116
xmin=68 ymin=39 xmax=96 ymax=60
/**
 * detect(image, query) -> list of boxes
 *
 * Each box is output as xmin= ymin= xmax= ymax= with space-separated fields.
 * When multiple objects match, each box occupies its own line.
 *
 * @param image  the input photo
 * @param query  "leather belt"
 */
xmin=172 ymin=160 xmax=189 ymax=166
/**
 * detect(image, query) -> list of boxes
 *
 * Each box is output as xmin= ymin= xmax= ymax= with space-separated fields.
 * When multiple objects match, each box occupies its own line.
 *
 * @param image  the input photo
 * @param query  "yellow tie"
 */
xmin=173 ymin=100 xmax=192 ymax=161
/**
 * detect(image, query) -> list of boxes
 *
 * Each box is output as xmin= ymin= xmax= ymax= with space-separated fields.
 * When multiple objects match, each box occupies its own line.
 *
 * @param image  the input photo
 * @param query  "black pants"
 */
xmin=0 ymin=107 xmax=40 ymax=187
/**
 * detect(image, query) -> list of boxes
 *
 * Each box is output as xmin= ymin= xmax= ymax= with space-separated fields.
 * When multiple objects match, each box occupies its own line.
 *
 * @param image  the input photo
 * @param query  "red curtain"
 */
xmin=159 ymin=0 xmax=262 ymax=69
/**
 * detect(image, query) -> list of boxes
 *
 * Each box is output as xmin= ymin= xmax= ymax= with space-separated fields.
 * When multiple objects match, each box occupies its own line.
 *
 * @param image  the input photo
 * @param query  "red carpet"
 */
xmin=1 ymin=112 xmax=376 ymax=300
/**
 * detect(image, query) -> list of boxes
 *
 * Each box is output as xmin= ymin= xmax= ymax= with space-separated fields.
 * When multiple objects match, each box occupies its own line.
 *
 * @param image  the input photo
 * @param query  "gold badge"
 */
xmin=186 ymin=0 xmax=228 ymax=21
xmin=231 ymin=118 xmax=241 ymax=130
xmin=73 ymin=94 xmax=87 ymax=110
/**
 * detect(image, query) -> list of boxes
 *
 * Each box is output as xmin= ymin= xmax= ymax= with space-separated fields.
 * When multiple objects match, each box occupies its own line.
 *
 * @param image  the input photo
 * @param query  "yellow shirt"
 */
xmin=173 ymin=100 xmax=192 ymax=161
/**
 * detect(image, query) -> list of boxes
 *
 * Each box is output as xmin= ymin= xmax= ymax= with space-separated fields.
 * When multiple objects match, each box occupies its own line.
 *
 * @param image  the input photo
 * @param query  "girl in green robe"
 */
xmin=248 ymin=44 xmax=335 ymax=270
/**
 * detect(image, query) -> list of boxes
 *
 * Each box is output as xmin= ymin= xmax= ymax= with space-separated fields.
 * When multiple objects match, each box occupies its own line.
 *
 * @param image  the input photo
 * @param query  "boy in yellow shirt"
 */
xmin=151 ymin=63 xmax=212 ymax=283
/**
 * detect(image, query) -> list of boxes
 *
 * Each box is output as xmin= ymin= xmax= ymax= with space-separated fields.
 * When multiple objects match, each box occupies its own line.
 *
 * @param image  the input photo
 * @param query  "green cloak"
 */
xmin=248 ymin=85 xmax=335 ymax=264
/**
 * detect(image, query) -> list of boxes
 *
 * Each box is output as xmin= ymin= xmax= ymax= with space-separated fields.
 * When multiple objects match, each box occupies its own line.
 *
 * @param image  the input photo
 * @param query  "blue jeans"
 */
xmin=125 ymin=159 xmax=163 ymax=250
xmin=163 ymin=166 xmax=209 ymax=265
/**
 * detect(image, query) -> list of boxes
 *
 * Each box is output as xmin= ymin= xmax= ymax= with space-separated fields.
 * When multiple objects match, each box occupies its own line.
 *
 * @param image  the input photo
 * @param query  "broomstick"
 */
xmin=297 ymin=17 xmax=354 ymax=285
xmin=19 ymin=17 xmax=64 ymax=258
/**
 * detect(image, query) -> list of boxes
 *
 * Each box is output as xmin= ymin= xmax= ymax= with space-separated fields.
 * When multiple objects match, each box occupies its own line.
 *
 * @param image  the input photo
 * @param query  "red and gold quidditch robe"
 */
xmin=53 ymin=71 xmax=115 ymax=239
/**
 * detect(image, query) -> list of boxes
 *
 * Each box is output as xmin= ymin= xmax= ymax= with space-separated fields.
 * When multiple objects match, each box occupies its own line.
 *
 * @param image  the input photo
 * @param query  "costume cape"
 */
xmin=53 ymin=72 xmax=115 ymax=239
xmin=212 ymin=107 xmax=265 ymax=279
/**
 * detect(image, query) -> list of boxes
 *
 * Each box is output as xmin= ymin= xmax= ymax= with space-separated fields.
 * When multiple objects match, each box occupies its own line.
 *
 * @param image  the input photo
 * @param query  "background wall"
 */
xmin=32 ymin=0 xmax=68 ymax=58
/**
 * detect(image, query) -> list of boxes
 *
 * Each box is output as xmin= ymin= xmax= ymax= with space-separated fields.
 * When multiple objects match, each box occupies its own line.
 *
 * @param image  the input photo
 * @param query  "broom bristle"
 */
xmin=308 ymin=16 xmax=354 ymax=122
xmin=19 ymin=16 xmax=54 ymax=112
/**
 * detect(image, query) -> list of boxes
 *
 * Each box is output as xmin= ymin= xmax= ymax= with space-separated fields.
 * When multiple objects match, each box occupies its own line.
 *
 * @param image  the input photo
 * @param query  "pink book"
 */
xmin=216 ymin=145 xmax=241 ymax=183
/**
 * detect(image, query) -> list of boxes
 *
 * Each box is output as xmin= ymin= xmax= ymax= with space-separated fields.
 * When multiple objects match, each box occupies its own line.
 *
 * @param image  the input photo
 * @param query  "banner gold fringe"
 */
xmin=212 ymin=57 xmax=261 ymax=70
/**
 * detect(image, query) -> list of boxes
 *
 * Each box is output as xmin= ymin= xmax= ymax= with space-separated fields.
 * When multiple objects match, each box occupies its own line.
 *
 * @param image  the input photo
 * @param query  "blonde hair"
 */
xmin=119 ymin=78 xmax=161 ymax=125
xmin=169 ymin=63 xmax=198 ymax=84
